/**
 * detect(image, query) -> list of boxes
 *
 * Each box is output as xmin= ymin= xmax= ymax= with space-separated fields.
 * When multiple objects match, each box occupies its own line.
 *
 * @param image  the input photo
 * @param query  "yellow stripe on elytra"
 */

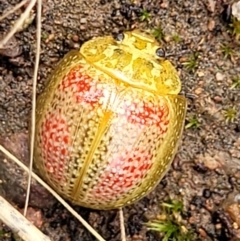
xmin=72 ymin=110 xmax=113 ymax=199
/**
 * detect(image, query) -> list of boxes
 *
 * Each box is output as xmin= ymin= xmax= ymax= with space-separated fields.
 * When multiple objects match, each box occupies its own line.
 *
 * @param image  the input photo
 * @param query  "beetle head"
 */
xmin=80 ymin=30 xmax=181 ymax=95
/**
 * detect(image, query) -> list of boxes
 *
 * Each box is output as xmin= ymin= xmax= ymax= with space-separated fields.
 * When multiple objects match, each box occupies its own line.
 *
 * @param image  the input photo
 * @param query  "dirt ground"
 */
xmin=0 ymin=0 xmax=240 ymax=240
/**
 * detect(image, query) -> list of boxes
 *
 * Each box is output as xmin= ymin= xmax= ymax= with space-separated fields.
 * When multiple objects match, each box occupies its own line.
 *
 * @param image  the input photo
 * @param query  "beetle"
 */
xmin=34 ymin=30 xmax=187 ymax=210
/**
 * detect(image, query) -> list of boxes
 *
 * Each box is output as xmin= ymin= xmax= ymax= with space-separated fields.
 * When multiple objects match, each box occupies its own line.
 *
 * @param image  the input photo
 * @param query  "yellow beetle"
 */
xmin=34 ymin=30 xmax=186 ymax=210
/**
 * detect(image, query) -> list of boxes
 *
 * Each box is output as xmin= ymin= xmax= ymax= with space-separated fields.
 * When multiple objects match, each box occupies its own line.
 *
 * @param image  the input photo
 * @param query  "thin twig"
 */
xmin=24 ymin=0 xmax=42 ymax=217
xmin=119 ymin=208 xmax=126 ymax=241
xmin=0 ymin=0 xmax=29 ymax=22
xmin=0 ymin=0 xmax=37 ymax=48
xmin=0 ymin=195 xmax=51 ymax=241
xmin=0 ymin=145 xmax=106 ymax=241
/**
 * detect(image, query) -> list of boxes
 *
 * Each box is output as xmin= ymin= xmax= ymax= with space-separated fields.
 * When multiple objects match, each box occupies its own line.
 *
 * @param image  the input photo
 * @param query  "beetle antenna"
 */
xmin=165 ymin=49 xmax=192 ymax=57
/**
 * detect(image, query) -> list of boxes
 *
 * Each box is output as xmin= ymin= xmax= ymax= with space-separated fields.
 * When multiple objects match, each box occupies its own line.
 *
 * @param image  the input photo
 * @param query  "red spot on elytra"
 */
xmin=120 ymin=99 xmax=170 ymax=128
xmin=40 ymin=113 xmax=70 ymax=182
xmin=59 ymin=65 xmax=103 ymax=105
xmin=59 ymin=65 xmax=169 ymax=129
xmin=92 ymin=150 xmax=154 ymax=197
xmin=41 ymin=65 xmax=170 ymax=194
xmin=59 ymin=65 xmax=169 ymax=130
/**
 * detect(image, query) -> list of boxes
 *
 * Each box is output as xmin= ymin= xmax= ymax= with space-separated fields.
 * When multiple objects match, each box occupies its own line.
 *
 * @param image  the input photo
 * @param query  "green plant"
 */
xmin=139 ymin=9 xmax=151 ymax=22
xmin=223 ymin=106 xmax=237 ymax=123
xmin=162 ymin=200 xmax=183 ymax=213
xmin=146 ymin=200 xmax=195 ymax=241
xmin=0 ymin=229 xmax=9 ymax=239
xmin=172 ymin=34 xmax=182 ymax=43
xmin=182 ymin=52 xmax=198 ymax=72
xmin=230 ymin=17 xmax=240 ymax=41
xmin=220 ymin=43 xmax=234 ymax=59
xmin=0 ymin=230 xmax=5 ymax=237
xmin=230 ymin=75 xmax=240 ymax=89
xmin=185 ymin=115 xmax=200 ymax=129
xmin=41 ymin=32 xmax=48 ymax=40
xmin=152 ymin=25 xmax=165 ymax=41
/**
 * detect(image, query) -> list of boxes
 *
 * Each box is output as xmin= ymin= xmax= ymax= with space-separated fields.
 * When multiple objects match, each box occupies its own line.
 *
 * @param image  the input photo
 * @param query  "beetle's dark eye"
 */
xmin=156 ymin=48 xmax=165 ymax=58
xmin=115 ymin=33 xmax=124 ymax=42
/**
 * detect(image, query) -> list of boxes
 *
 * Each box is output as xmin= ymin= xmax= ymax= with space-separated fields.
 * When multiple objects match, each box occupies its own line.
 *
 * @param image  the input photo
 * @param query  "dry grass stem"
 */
xmin=0 ymin=0 xmax=29 ymax=22
xmin=0 ymin=144 xmax=106 ymax=241
xmin=0 ymin=195 xmax=52 ymax=241
xmin=24 ymin=0 xmax=42 ymax=217
xmin=0 ymin=0 xmax=37 ymax=48
xmin=119 ymin=208 xmax=126 ymax=241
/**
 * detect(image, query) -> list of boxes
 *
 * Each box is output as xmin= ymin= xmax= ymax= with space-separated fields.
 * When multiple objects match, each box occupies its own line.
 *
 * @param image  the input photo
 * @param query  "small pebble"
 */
xmin=213 ymin=96 xmax=222 ymax=102
xmin=207 ymin=0 xmax=216 ymax=12
xmin=225 ymin=203 xmax=240 ymax=226
xmin=195 ymin=87 xmax=203 ymax=95
xmin=215 ymin=223 xmax=222 ymax=230
xmin=233 ymin=222 xmax=239 ymax=229
xmin=203 ymin=189 xmax=212 ymax=198
xmin=163 ymin=35 xmax=171 ymax=42
xmin=203 ymin=154 xmax=222 ymax=170
xmin=216 ymin=72 xmax=225 ymax=81
xmin=0 ymin=35 xmax=22 ymax=57
xmin=45 ymin=34 xmax=55 ymax=44
xmin=160 ymin=1 xmax=169 ymax=9
xmin=208 ymin=19 xmax=215 ymax=31
xmin=20 ymin=207 xmax=43 ymax=228
xmin=197 ymin=71 xmax=205 ymax=77
xmin=198 ymin=227 xmax=207 ymax=237
xmin=72 ymin=35 xmax=79 ymax=42
xmin=80 ymin=18 xmax=87 ymax=24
